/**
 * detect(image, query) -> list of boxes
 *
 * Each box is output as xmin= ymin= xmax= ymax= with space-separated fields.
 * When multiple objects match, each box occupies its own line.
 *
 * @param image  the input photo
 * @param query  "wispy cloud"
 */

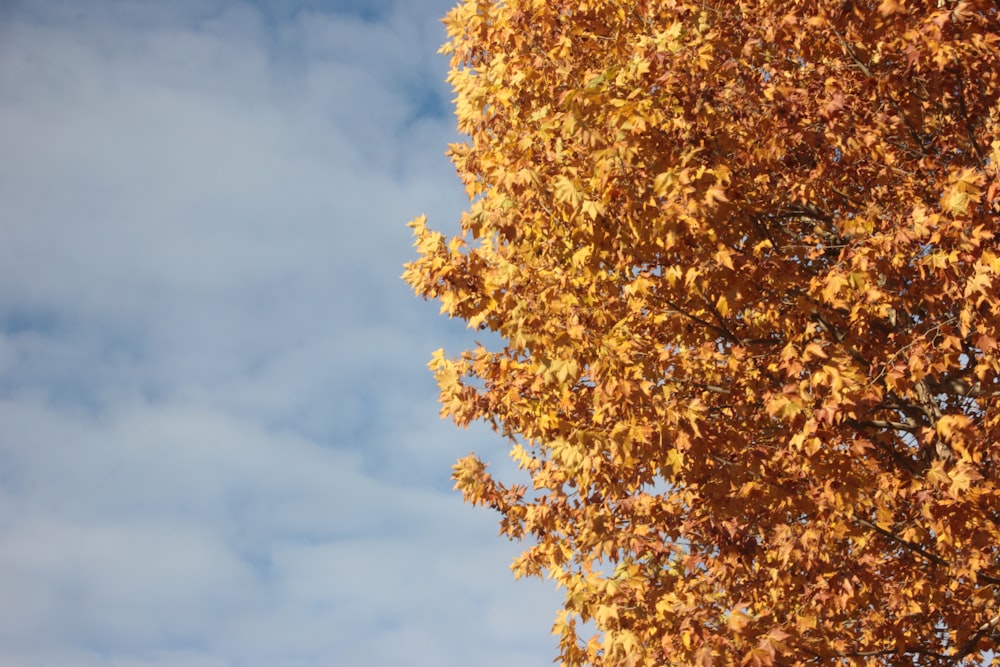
xmin=0 ymin=1 xmax=560 ymax=665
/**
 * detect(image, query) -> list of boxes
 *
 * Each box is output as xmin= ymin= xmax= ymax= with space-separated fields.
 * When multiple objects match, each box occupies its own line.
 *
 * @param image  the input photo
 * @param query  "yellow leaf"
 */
xmin=705 ymin=184 xmax=730 ymax=206
xmin=948 ymin=463 xmax=983 ymax=496
xmin=728 ymin=607 xmax=752 ymax=633
xmin=715 ymin=245 xmax=735 ymax=270
xmin=653 ymin=170 xmax=677 ymax=196
xmin=554 ymin=175 xmax=583 ymax=208
xmin=581 ymin=199 xmax=605 ymax=220
xmin=878 ymin=0 xmax=901 ymax=16
xmin=716 ymin=294 xmax=730 ymax=317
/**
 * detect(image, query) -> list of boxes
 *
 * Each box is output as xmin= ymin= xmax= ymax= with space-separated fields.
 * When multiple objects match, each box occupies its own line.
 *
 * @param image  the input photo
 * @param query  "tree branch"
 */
xmin=848 ymin=418 xmax=920 ymax=433
xmin=852 ymin=513 xmax=1000 ymax=586
xmin=662 ymin=297 xmax=743 ymax=346
xmin=852 ymin=513 xmax=949 ymax=567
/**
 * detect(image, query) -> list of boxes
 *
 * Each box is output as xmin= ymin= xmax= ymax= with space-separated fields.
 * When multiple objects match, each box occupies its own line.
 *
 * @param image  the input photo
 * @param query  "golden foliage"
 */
xmin=404 ymin=0 xmax=1000 ymax=664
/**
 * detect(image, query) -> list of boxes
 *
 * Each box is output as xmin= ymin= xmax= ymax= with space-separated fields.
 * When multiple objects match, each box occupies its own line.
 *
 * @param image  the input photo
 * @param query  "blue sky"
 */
xmin=0 ymin=1 xmax=562 ymax=665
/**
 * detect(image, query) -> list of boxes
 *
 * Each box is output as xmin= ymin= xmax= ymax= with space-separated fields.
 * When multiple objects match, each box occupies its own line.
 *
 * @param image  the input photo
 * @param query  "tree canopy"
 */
xmin=404 ymin=0 xmax=1000 ymax=664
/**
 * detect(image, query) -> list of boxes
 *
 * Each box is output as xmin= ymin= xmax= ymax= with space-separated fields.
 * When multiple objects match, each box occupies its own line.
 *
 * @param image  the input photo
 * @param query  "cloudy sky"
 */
xmin=0 ymin=1 xmax=563 ymax=665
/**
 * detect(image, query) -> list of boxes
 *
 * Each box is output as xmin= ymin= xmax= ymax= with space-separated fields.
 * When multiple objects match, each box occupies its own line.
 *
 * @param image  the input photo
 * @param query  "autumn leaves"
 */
xmin=407 ymin=0 xmax=1000 ymax=664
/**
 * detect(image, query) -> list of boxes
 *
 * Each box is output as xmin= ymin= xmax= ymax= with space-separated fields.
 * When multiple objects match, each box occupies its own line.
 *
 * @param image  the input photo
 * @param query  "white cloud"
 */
xmin=0 ymin=392 xmax=558 ymax=665
xmin=0 ymin=1 xmax=563 ymax=665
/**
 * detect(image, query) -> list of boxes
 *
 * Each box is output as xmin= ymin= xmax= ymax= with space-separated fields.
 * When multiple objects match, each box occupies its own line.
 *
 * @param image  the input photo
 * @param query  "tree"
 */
xmin=404 ymin=0 xmax=1000 ymax=664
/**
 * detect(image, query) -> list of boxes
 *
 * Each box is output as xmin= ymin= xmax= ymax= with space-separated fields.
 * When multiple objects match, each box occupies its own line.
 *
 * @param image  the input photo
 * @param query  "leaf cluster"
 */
xmin=405 ymin=1 xmax=1000 ymax=664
